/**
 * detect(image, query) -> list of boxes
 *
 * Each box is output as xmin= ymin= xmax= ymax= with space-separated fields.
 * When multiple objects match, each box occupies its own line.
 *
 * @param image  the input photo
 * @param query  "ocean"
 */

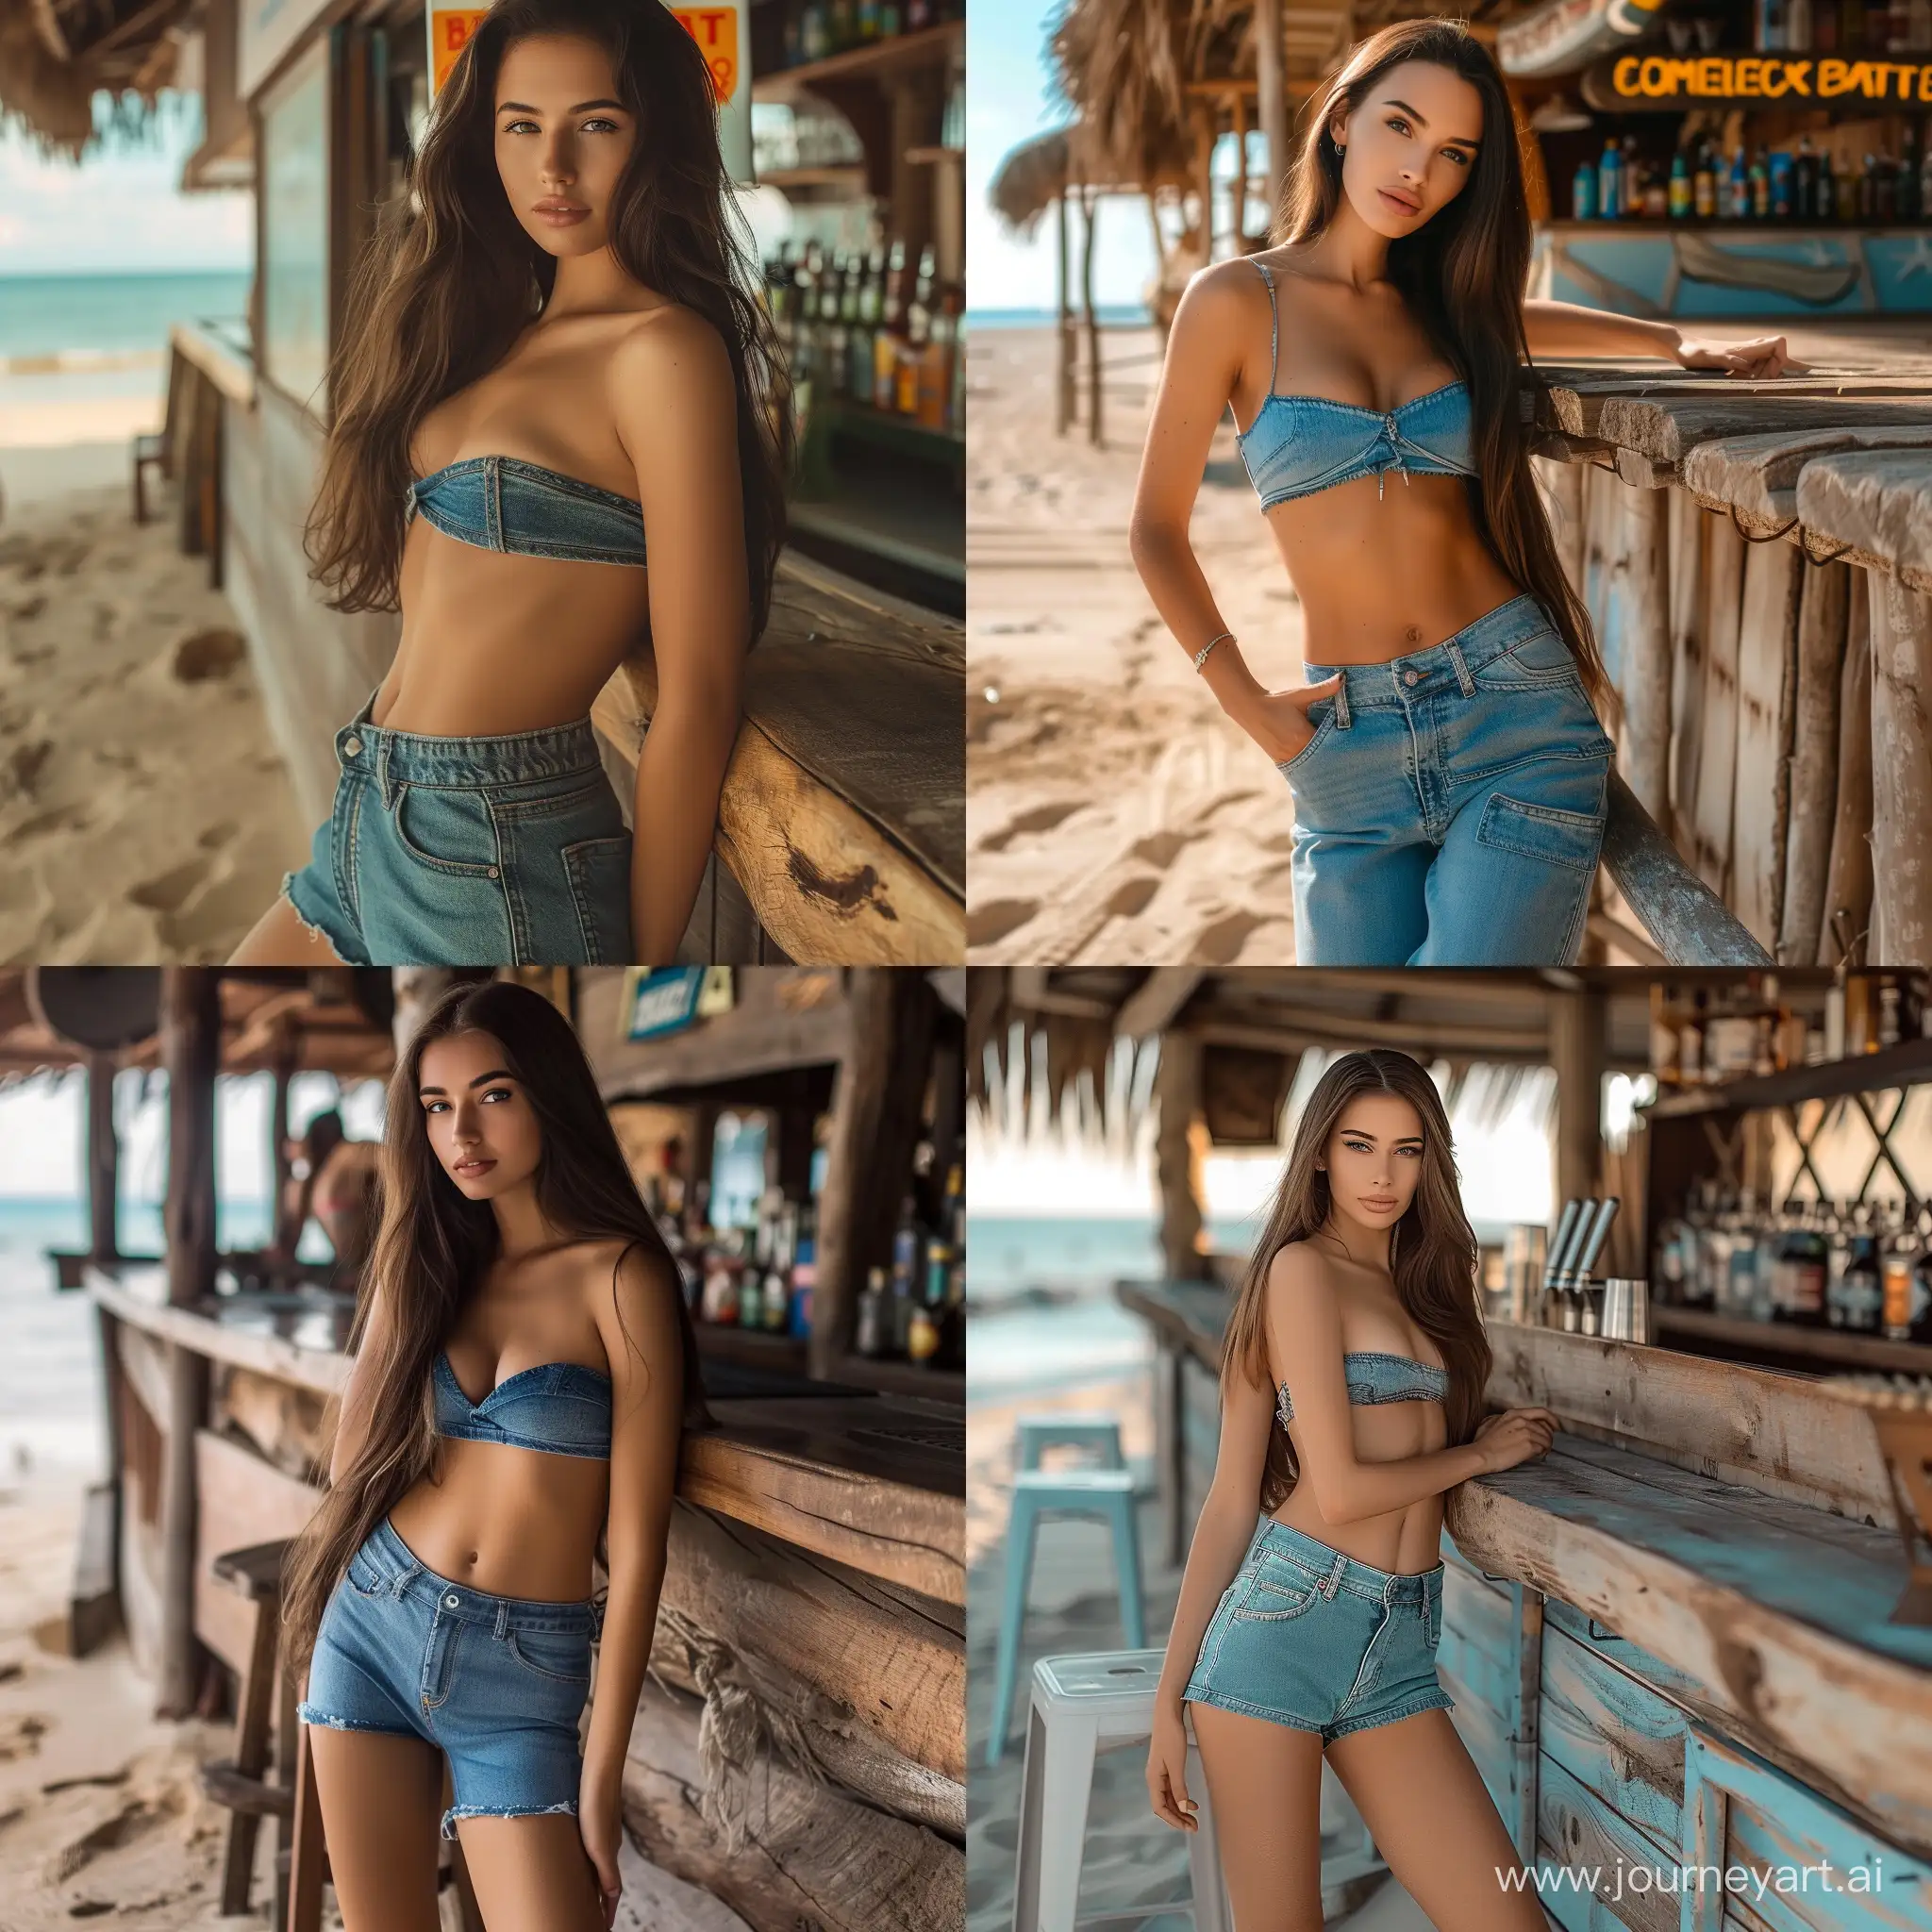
xmin=0 ymin=271 xmax=251 ymax=362
xmin=0 ymin=1194 xmax=274 ymax=1484
xmin=963 ymin=305 xmax=1152 ymax=330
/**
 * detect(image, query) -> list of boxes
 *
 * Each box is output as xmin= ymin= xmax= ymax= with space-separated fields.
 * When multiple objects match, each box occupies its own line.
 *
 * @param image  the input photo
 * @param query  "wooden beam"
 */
xmin=1547 ymin=984 xmax=1604 ymax=1211
xmin=1253 ymin=0 xmax=1290 ymax=214
xmin=85 ymin=1049 xmax=117 ymax=1266
xmin=1868 ymin=573 xmax=1932 ymax=965
xmin=1154 ymin=1032 xmax=1208 ymax=1282
xmin=1616 ymin=481 xmax=1672 ymax=824
xmin=162 ymin=970 xmax=219 ymax=1309
xmin=1778 ymin=558 xmax=1850 ymax=966
xmin=1114 ymin=967 xmax=1206 ymax=1040
xmin=1821 ymin=570 xmax=1876 ymax=965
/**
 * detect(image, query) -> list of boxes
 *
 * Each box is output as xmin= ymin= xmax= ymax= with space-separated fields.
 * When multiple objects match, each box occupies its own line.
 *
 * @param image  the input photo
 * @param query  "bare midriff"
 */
xmin=385 ymin=1437 xmax=609 ymax=1603
xmin=1268 ymin=1392 xmax=1450 ymax=1576
xmin=1262 ymin=473 xmax=1528 ymax=670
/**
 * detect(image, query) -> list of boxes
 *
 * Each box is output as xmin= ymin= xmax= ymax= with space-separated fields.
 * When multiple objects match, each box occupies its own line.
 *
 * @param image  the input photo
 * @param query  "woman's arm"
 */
xmin=1129 ymin=268 xmax=1341 ymax=761
xmin=579 ymin=1242 xmax=686 ymax=1896
xmin=610 ymin=311 xmax=751 ymax=963
xmin=1265 ymin=1244 xmax=1487 ymax=1525
xmin=1523 ymin=299 xmax=1804 ymax=376
xmin=1152 ymin=1360 xmax=1278 ymax=1719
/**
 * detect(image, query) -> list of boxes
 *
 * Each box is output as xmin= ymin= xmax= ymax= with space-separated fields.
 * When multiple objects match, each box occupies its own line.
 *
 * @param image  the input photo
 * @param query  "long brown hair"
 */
xmin=281 ymin=978 xmax=710 ymax=1677
xmin=305 ymin=0 xmax=791 ymax=639
xmin=1273 ymin=19 xmax=1607 ymax=711
xmin=1223 ymin=1048 xmax=1491 ymax=1515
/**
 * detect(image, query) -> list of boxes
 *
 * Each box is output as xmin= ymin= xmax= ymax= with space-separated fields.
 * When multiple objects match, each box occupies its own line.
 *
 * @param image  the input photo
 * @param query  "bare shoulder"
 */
xmin=1265 ymin=1239 xmax=1341 ymax=1311
xmin=607 ymin=302 xmax=731 ymax=390
xmin=1176 ymin=254 xmax=1271 ymax=337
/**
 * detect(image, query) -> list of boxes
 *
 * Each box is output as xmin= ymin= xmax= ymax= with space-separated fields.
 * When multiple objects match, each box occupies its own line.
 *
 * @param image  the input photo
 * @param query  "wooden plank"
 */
xmin=171 ymin=319 xmax=255 ymax=408
xmin=1690 ymin=513 xmax=1746 ymax=896
xmin=1514 ymin=1582 xmax=1545 ymax=1862
xmin=69 ymin=1481 xmax=121 ymax=1658
xmin=1820 ymin=570 xmax=1875 ymax=966
xmin=1680 ymin=425 xmax=1932 ymax=533
xmin=1441 ymin=1658 xmax=1514 ymax=1821
xmin=1687 ymin=1725 xmax=1932 ymax=1932
xmin=192 ymin=1427 xmax=319 ymax=1681
xmin=1448 ymin=1447 xmax=1932 ymax=1860
xmin=1731 ymin=540 xmax=1804 ymax=951
xmin=1668 ymin=495 xmax=1708 ymax=849
xmin=1796 ymin=449 xmax=1932 ymax=595
xmin=1867 ymin=574 xmax=1932 ymax=966
xmin=1539 ymin=1624 xmax=1687 ymax=1862
xmin=1484 ymin=1323 xmax=1897 ymax=1527
xmin=1536 ymin=1754 xmax=1677 ymax=1932
xmin=1618 ymin=481 xmax=1672 ymax=823
xmin=1587 ymin=395 xmax=1932 ymax=469
xmin=92 ymin=1269 xmax=350 ymax=1398
xmin=1779 ymin=560 xmax=1850 ymax=967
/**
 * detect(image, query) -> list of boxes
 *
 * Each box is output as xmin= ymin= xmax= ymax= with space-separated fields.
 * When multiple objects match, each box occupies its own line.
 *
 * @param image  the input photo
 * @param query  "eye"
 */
xmin=422 ymin=1099 xmax=450 ymax=1115
xmin=480 ymin=1085 xmax=516 ymax=1104
xmin=581 ymin=116 xmax=622 ymax=133
xmin=1388 ymin=115 xmax=1411 ymax=137
xmin=1443 ymin=147 xmax=1474 ymax=168
xmin=501 ymin=117 xmax=540 ymax=135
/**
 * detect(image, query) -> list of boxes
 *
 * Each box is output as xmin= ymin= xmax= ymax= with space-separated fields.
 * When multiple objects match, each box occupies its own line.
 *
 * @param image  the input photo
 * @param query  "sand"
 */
xmin=966 ymin=1359 xmax=1432 ymax=1932
xmin=966 ymin=326 xmax=1307 ymax=967
xmin=0 ymin=389 xmax=311 ymax=964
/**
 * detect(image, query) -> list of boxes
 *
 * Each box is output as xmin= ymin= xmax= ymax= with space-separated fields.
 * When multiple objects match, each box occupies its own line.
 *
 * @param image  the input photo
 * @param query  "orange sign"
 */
xmin=428 ymin=3 xmax=489 ymax=94
xmin=672 ymin=7 xmax=739 ymax=107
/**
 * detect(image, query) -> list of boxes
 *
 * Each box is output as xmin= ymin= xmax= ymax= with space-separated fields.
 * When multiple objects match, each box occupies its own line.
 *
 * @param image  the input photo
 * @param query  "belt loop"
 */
xmin=1325 ymin=1553 xmax=1344 ymax=1598
xmin=486 ymin=455 xmax=504 ymax=552
xmin=495 ymin=1602 xmax=508 ymax=1640
xmin=1334 ymin=674 xmax=1353 ymax=730
xmin=1446 ymin=640 xmax=1475 ymax=696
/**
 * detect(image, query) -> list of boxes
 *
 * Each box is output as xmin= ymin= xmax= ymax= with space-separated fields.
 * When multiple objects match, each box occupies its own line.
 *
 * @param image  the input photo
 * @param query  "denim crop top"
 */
xmin=1276 ymin=1351 xmax=1448 ymax=1428
xmin=1237 ymin=260 xmax=1477 ymax=509
xmin=433 ymin=1349 xmax=612 ymax=1459
xmin=406 ymin=455 xmax=648 ymax=566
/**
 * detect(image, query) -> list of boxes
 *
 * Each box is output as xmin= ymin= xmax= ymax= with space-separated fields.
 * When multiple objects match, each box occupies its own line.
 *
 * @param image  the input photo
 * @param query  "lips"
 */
xmin=1362 ymin=1197 xmax=1398 ymax=1211
xmin=454 ymin=1157 xmax=497 ymax=1178
xmin=1377 ymin=188 xmax=1421 ymax=216
xmin=533 ymin=199 xmax=590 ymax=227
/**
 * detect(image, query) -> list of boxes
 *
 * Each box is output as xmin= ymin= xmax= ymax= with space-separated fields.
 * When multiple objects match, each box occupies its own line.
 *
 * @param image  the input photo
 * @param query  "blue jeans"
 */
xmin=1183 ymin=1517 xmax=1453 ymax=1743
xmin=1281 ymin=593 xmax=1615 ymax=965
xmin=297 ymin=1514 xmax=604 ymax=1840
xmin=282 ymin=695 xmax=632 ymax=965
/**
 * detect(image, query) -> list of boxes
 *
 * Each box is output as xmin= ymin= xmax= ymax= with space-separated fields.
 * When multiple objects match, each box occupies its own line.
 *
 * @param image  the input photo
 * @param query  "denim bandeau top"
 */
xmin=1238 ymin=260 xmax=1477 ymax=509
xmin=434 ymin=1349 xmax=612 ymax=1459
xmin=1276 ymin=1351 xmax=1448 ymax=1428
xmin=406 ymin=455 xmax=648 ymax=566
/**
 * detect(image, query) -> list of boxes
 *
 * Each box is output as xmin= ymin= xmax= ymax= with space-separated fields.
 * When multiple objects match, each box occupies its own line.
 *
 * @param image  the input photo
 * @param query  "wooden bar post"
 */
xmin=1667 ymin=491 xmax=1707 ymax=847
xmin=1548 ymin=986 xmax=1605 ymax=1212
xmin=1779 ymin=558 xmax=1850 ymax=965
xmin=1154 ymin=1030 xmax=1208 ymax=1282
xmin=1253 ymin=0 xmax=1289 ymax=213
xmin=1821 ymin=570 xmax=1875 ymax=966
xmin=1732 ymin=538 xmax=1804 ymax=952
xmin=85 ymin=1049 xmax=118 ymax=1269
xmin=1055 ymin=192 xmax=1072 ymax=437
xmin=1081 ymin=189 xmax=1102 ymax=450
xmin=1619 ymin=481 xmax=1673 ymax=824
xmin=1690 ymin=513 xmax=1745 ymax=897
xmin=158 ymin=967 xmax=219 ymax=1718
xmin=1869 ymin=573 xmax=1932 ymax=964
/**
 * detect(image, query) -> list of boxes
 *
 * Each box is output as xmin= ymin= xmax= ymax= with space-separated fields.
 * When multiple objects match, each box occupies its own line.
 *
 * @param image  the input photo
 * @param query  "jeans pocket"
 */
xmin=1230 ymin=1562 xmax=1324 ymax=1623
xmin=1470 ymin=625 xmax=1579 ymax=692
xmin=1475 ymin=791 xmax=1604 ymax=872
xmin=562 ymin=833 xmax=633 ymax=965
xmin=508 ymin=1624 xmax=592 ymax=1685
xmin=391 ymin=784 xmax=502 ymax=877
xmin=1276 ymin=706 xmax=1336 ymax=779
xmin=345 ymin=1547 xmax=390 ymax=1598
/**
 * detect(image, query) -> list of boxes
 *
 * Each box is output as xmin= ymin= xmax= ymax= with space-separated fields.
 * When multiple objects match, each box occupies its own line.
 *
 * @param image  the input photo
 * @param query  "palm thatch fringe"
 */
xmin=0 ymin=0 xmax=181 ymax=158
xmin=988 ymin=126 xmax=1072 ymax=238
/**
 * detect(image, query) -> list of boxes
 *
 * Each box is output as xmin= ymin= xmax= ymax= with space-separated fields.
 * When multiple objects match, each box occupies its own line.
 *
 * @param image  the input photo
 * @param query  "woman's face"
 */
xmin=1317 ymin=1091 xmax=1426 ymax=1235
xmin=417 ymin=1030 xmax=543 ymax=1203
xmin=493 ymin=34 xmax=637 ymax=259
xmin=1330 ymin=58 xmax=1484 ymax=240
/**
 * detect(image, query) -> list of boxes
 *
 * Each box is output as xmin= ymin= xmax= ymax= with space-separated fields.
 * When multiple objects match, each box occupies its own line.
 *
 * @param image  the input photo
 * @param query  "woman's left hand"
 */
xmin=1673 ymin=330 xmax=1809 ymax=378
xmin=579 ymin=1769 xmax=625 ymax=1926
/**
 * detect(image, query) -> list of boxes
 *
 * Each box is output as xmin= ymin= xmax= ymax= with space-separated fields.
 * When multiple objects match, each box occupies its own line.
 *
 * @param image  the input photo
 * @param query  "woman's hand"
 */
xmin=1234 ymin=671 xmax=1345 ymax=765
xmin=579 ymin=1767 xmax=625 ymax=1927
xmin=1472 ymin=1407 xmax=1559 ymax=1474
xmin=1673 ymin=330 xmax=1809 ymax=378
xmin=1146 ymin=1699 xmax=1200 ymax=1833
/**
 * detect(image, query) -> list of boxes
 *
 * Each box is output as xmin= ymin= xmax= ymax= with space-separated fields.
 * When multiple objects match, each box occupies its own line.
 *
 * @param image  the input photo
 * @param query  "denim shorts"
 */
xmin=1183 ymin=1518 xmax=1454 ymax=1743
xmin=282 ymin=694 xmax=632 ymax=966
xmin=1280 ymin=592 xmax=1616 ymax=966
xmin=297 ymin=1513 xmax=605 ymax=1840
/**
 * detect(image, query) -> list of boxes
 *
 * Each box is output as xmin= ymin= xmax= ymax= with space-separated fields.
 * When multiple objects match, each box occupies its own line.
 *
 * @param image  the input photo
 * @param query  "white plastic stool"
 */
xmin=1011 ymin=1649 xmax=1230 ymax=1932
xmin=1016 ymin=1414 xmax=1125 ymax=1472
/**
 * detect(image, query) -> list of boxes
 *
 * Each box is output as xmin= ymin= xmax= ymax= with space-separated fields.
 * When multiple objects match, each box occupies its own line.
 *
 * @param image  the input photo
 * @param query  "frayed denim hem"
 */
xmin=1324 ymin=1690 xmax=1457 ymax=1740
xmin=441 ymin=1798 xmax=578 ymax=1841
xmin=296 ymin=1702 xmax=416 ymax=1738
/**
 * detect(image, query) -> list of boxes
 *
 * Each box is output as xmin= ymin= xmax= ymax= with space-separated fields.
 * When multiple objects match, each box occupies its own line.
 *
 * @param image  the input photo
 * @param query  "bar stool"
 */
xmin=1016 ymin=1415 xmax=1125 ymax=1472
xmin=988 ymin=1470 xmax=1146 ymax=1764
xmin=1011 ymin=1649 xmax=1228 ymax=1932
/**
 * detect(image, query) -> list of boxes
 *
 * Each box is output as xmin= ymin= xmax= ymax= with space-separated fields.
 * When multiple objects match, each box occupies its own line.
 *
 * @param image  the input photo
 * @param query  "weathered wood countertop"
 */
xmin=89 ymin=1267 xmax=964 ymax=1606
xmin=591 ymin=549 xmax=964 ymax=965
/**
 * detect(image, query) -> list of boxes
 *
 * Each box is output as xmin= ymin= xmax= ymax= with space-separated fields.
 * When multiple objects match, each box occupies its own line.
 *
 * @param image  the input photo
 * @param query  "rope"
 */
xmin=1721 ymin=499 xmax=1858 ymax=568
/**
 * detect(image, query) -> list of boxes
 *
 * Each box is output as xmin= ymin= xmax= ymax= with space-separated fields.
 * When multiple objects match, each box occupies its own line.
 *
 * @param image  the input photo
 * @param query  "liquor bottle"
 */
xmin=1900 ymin=129 xmax=1921 ymax=219
xmin=1573 ymin=159 xmax=1597 ymax=220
xmin=873 ymin=238 xmax=906 ymax=410
xmin=1794 ymin=136 xmax=1817 ymax=220
xmin=898 ymin=245 xmax=933 ymax=415
xmin=1921 ymin=137 xmax=1932 ymax=221
xmin=1818 ymin=0 xmax=1841 ymax=44
xmin=1881 ymin=1208 xmax=1924 ymax=1341
xmin=1598 ymin=139 xmax=1622 ymax=220
xmin=1909 ymin=0 xmax=1932 ymax=46
xmin=1787 ymin=1204 xmax=1829 ymax=1324
xmin=855 ymin=1264 xmax=890 ymax=1357
xmin=1730 ymin=146 xmax=1750 ymax=219
xmin=1877 ymin=152 xmax=1898 ymax=222
xmin=1818 ymin=148 xmax=1836 ymax=223
xmin=1693 ymin=144 xmax=1716 ymax=218
xmin=1623 ymin=136 xmax=1643 ymax=216
xmin=1841 ymin=1206 xmax=1884 ymax=1333
xmin=1913 ymin=1208 xmax=1932 ymax=1342
xmin=1843 ymin=0 xmax=1868 ymax=45
xmin=1889 ymin=0 xmax=1910 ymax=48
xmin=889 ymin=1192 xmax=921 ymax=1353
xmin=739 ymin=1267 xmax=762 ymax=1329
xmin=1770 ymin=149 xmax=1795 ymax=218
xmin=1790 ymin=0 xmax=1815 ymax=45
xmin=1669 ymin=151 xmax=1692 ymax=219
xmin=1750 ymin=149 xmax=1771 ymax=217
xmin=1861 ymin=153 xmax=1880 ymax=221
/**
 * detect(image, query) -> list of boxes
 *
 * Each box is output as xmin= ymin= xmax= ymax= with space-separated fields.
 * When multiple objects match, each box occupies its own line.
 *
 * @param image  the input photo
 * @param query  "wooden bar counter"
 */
xmin=87 ymin=1263 xmax=964 ymax=1932
xmin=1118 ymin=1280 xmax=1932 ymax=1926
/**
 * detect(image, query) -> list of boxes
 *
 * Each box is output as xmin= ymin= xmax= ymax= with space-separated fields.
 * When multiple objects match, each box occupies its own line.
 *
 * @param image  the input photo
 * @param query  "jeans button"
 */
xmin=341 ymin=733 xmax=363 ymax=757
xmin=487 ymin=866 xmax=500 ymax=879
xmin=1403 ymin=670 xmax=1419 ymax=687
xmin=444 ymin=1592 xmax=459 ymax=1608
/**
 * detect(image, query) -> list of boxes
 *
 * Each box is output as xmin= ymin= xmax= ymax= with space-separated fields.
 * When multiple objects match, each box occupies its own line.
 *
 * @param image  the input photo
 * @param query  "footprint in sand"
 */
xmin=967 ymin=899 xmax=1039 ymax=948
xmin=1195 ymin=909 xmax=1267 ymax=964
xmin=0 ymin=1710 xmax=47 ymax=1760
xmin=1106 ymin=875 xmax=1160 ymax=920
xmin=127 ymin=857 xmax=210 ymax=915
xmin=170 ymin=628 xmax=246 ymax=683
xmin=44 ymin=1794 xmax=171 ymax=1882
xmin=197 ymin=821 xmax=239 ymax=851
xmin=977 ymin=801 xmax=1081 ymax=854
xmin=5 ymin=805 xmax=88 ymax=845
xmin=1126 ymin=830 xmax=1198 ymax=871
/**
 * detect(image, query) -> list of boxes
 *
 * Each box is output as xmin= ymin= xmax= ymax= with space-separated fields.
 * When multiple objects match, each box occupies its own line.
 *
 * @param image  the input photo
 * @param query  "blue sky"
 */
xmin=966 ymin=0 xmax=1157 ymax=312
xmin=0 ymin=92 xmax=251 ymax=277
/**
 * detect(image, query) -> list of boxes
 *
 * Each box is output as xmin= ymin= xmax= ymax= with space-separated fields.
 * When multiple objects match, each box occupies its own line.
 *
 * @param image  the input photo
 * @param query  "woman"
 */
xmin=273 ymin=1109 xmax=381 ymax=1290
xmin=231 ymin=0 xmax=790 ymax=968
xmin=281 ymin=980 xmax=709 ymax=1928
xmin=1129 ymin=18 xmax=1803 ymax=965
xmin=1144 ymin=1049 xmax=1558 ymax=1930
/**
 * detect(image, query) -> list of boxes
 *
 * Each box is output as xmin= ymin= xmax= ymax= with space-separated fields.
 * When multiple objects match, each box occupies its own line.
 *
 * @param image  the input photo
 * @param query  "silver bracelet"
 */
xmin=1193 ymin=630 xmax=1234 ymax=672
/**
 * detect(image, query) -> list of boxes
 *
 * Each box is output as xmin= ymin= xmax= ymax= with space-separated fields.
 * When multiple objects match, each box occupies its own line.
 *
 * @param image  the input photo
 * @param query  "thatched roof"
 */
xmin=0 ymin=0 xmax=191 ymax=157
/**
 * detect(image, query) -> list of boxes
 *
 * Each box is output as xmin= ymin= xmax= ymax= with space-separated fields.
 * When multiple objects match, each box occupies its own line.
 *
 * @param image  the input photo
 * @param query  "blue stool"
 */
xmin=987 ymin=1469 xmax=1147 ymax=1765
xmin=1015 ymin=1414 xmax=1124 ymax=1472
